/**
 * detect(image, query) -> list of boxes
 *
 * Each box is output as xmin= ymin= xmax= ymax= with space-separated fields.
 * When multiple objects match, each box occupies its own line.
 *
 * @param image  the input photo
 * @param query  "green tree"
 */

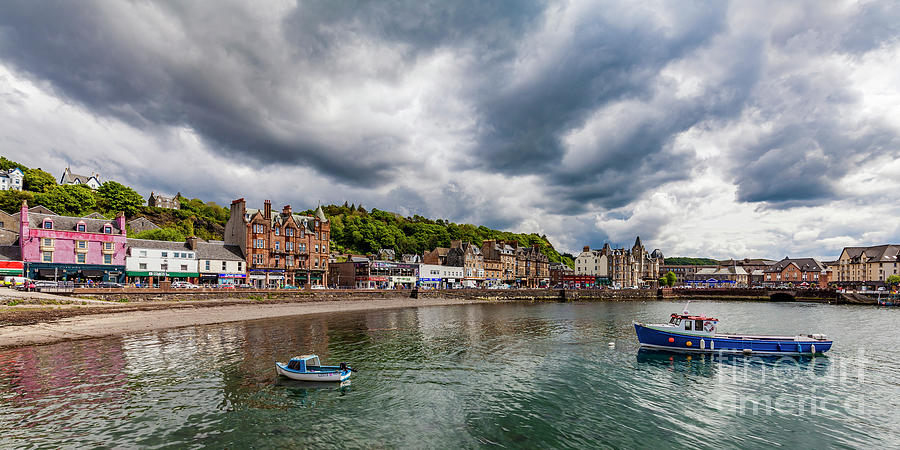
xmin=0 ymin=190 xmax=34 ymax=213
xmin=887 ymin=275 xmax=900 ymax=288
xmin=0 ymin=156 xmax=28 ymax=172
xmin=33 ymin=184 xmax=95 ymax=216
xmin=96 ymin=181 xmax=144 ymax=216
xmin=132 ymin=227 xmax=186 ymax=241
xmin=664 ymin=271 xmax=677 ymax=287
xmin=23 ymin=168 xmax=56 ymax=192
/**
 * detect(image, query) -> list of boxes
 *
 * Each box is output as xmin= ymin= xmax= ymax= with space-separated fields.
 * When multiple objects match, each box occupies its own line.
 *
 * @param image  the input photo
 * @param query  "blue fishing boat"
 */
xmin=275 ymin=355 xmax=354 ymax=382
xmin=633 ymin=305 xmax=832 ymax=355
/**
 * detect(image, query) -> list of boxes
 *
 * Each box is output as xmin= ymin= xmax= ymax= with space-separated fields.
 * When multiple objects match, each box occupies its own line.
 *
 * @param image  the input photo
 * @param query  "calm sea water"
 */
xmin=1 ymin=300 xmax=899 ymax=449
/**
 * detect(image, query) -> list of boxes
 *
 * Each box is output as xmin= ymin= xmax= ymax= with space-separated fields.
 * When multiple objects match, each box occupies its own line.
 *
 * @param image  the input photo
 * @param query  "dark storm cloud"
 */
xmin=2 ymin=0 xmax=900 ymax=240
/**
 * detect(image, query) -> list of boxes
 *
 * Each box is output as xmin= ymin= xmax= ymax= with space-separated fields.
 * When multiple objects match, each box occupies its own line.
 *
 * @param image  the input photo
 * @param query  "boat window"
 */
xmin=695 ymin=320 xmax=703 ymax=331
xmin=684 ymin=320 xmax=692 ymax=331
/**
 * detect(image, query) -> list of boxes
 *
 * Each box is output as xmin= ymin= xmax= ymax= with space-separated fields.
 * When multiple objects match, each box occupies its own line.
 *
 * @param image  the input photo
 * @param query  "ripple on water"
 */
xmin=1 ymin=300 xmax=900 ymax=448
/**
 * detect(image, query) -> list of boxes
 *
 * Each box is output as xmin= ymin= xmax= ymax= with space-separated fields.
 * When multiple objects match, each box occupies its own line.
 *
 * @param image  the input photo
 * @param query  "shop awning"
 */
xmin=0 ymin=268 xmax=23 ymax=275
xmin=38 ymin=268 xmax=57 ymax=277
xmin=82 ymin=270 xmax=105 ymax=278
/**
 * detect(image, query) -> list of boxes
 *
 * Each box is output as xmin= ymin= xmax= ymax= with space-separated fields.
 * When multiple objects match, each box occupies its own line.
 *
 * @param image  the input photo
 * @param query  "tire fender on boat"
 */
xmin=700 ymin=339 xmax=705 ymax=350
xmin=811 ymin=344 xmax=816 ymax=354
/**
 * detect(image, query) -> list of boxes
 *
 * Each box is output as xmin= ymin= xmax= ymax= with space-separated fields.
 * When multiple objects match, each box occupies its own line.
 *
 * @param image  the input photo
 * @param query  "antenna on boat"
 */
xmin=682 ymin=301 xmax=691 ymax=315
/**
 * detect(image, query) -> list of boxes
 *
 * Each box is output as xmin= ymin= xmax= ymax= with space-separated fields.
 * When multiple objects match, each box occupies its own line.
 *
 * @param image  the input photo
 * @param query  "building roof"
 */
xmin=0 ymin=245 xmax=21 ymax=261
xmin=127 ymin=238 xmax=192 ymax=252
xmin=847 ymin=244 xmax=900 ymax=263
xmin=28 ymin=212 xmax=122 ymax=233
xmin=82 ymin=212 xmax=106 ymax=219
xmin=718 ymin=258 xmax=777 ymax=266
xmin=60 ymin=167 xmax=100 ymax=185
xmin=127 ymin=217 xmax=161 ymax=233
xmin=195 ymin=242 xmax=244 ymax=261
xmin=765 ymin=257 xmax=826 ymax=273
xmin=0 ymin=168 xmax=23 ymax=177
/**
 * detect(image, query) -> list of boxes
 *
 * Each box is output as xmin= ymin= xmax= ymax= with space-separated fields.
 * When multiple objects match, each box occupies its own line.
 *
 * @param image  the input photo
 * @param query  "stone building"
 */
xmin=764 ymin=257 xmax=829 ymax=288
xmin=147 ymin=192 xmax=181 ymax=209
xmin=196 ymin=240 xmax=246 ymax=286
xmin=224 ymin=199 xmax=330 ymax=288
xmin=576 ymin=237 xmax=662 ymax=288
xmin=833 ymin=245 xmax=900 ymax=287
xmin=445 ymin=240 xmax=484 ymax=287
xmin=127 ymin=217 xmax=161 ymax=234
xmin=481 ymin=240 xmax=517 ymax=286
xmin=423 ymin=247 xmax=450 ymax=265
xmin=518 ymin=245 xmax=549 ymax=288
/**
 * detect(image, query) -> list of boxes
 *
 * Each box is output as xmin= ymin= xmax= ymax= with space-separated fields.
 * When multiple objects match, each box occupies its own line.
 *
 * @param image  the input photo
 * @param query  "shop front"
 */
xmin=126 ymin=270 xmax=199 ymax=286
xmin=28 ymin=263 xmax=125 ymax=283
xmin=249 ymin=270 xmax=285 ymax=288
xmin=389 ymin=275 xmax=416 ymax=289
xmin=418 ymin=277 xmax=441 ymax=290
xmin=357 ymin=276 xmax=388 ymax=289
xmin=217 ymin=273 xmax=246 ymax=286
xmin=0 ymin=261 xmax=23 ymax=276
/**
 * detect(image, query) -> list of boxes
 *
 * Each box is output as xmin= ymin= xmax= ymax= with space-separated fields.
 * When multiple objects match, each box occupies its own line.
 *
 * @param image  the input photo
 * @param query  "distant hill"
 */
xmin=663 ymin=257 xmax=719 ymax=265
xmin=0 ymin=155 xmax=573 ymax=267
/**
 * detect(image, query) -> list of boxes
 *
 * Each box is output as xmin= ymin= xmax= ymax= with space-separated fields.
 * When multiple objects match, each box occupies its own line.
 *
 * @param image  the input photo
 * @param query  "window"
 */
xmin=43 ymin=238 xmax=53 ymax=247
xmin=104 ymin=225 xmax=112 ymax=234
xmin=238 ymin=262 xmax=242 ymax=271
xmin=181 ymin=264 xmax=188 ymax=271
xmin=77 ymin=253 xmax=86 ymax=263
xmin=255 ymin=239 xmax=264 ymax=248
xmin=140 ymin=250 xmax=147 ymax=257
xmin=274 ymin=242 xmax=280 ymax=251
xmin=205 ymin=261 xmax=211 ymax=271
xmin=314 ymin=258 xmax=319 ymax=268
xmin=139 ymin=263 xmax=147 ymax=269
xmin=222 ymin=261 xmax=227 ymax=270
xmin=315 ymin=244 xmax=319 ymax=253
xmin=104 ymin=242 xmax=113 ymax=251
xmin=323 ymin=244 xmax=327 ymax=253
xmin=684 ymin=320 xmax=692 ymax=331
xmin=77 ymin=223 xmax=86 ymax=232
xmin=188 ymin=253 xmax=193 ymax=259
xmin=161 ymin=263 xmax=168 ymax=271
xmin=162 ymin=252 xmax=168 ymax=257
xmin=287 ymin=256 xmax=293 ymax=266
xmin=286 ymin=228 xmax=293 ymax=236
xmin=103 ymin=254 xmax=112 ymax=264
xmin=43 ymin=219 xmax=52 ymax=229
xmin=275 ymin=227 xmax=280 ymax=236
xmin=43 ymin=251 xmax=52 ymax=262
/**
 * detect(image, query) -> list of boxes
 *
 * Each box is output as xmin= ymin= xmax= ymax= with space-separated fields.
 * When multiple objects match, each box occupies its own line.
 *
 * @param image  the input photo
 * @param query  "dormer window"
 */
xmin=103 ymin=224 xmax=112 ymax=234
xmin=77 ymin=222 xmax=86 ymax=232
xmin=43 ymin=219 xmax=53 ymax=229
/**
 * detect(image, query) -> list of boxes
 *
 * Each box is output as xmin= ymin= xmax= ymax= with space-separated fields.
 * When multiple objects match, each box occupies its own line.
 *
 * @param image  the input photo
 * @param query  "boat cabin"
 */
xmin=668 ymin=314 xmax=718 ymax=336
xmin=286 ymin=355 xmax=321 ymax=372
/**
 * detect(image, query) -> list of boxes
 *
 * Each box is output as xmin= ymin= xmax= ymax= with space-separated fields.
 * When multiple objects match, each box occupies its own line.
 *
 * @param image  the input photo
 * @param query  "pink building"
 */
xmin=19 ymin=201 xmax=127 ymax=282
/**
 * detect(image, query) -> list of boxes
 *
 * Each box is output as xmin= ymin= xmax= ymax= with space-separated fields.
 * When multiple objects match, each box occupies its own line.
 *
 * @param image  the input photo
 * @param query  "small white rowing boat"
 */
xmin=275 ymin=354 xmax=353 ymax=382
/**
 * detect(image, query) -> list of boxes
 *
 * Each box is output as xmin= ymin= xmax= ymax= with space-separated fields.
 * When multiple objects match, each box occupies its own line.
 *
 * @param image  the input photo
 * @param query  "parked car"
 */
xmin=34 ymin=281 xmax=59 ymax=289
xmin=100 ymin=282 xmax=124 ymax=288
xmin=310 ymin=284 xmax=326 ymax=290
xmin=172 ymin=281 xmax=199 ymax=289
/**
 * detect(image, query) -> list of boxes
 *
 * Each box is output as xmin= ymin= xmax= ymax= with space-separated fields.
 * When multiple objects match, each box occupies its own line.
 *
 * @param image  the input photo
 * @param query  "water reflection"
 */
xmin=635 ymin=348 xmax=832 ymax=378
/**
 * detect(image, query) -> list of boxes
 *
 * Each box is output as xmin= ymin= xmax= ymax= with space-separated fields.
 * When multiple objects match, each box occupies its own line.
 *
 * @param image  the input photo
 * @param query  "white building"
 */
xmin=196 ymin=240 xmax=246 ymax=286
xmin=417 ymin=263 xmax=466 ymax=289
xmin=574 ymin=246 xmax=609 ymax=277
xmin=125 ymin=238 xmax=199 ymax=285
xmin=0 ymin=168 xmax=23 ymax=191
xmin=60 ymin=167 xmax=102 ymax=189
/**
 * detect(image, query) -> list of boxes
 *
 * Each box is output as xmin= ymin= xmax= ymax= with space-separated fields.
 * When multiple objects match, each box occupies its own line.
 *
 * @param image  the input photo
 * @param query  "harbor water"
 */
xmin=1 ymin=300 xmax=898 ymax=448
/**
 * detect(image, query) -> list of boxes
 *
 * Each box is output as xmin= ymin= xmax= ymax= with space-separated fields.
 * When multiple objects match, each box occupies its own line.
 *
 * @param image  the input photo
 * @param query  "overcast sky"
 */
xmin=2 ymin=1 xmax=899 ymax=260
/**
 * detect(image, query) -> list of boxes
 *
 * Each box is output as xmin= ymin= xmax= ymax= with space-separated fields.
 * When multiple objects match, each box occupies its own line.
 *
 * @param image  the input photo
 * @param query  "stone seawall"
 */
xmin=71 ymin=287 xmax=661 ymax=303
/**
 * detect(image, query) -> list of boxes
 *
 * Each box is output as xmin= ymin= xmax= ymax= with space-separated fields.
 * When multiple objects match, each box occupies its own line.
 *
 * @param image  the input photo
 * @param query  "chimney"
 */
xmin=583 ymin=246 xmax=590 ymax=252
xmin=186 ymin=236 xmax=198 ymax=250
xmin=264 ymin=200 xmax=272 ymax=219
xmin=451 ymin=240 xmax=462 ymax=249
xmin=116 ymin=211 xmax=126 ymax=235
xmin=282 ymin=204 xmax=292 ymax=215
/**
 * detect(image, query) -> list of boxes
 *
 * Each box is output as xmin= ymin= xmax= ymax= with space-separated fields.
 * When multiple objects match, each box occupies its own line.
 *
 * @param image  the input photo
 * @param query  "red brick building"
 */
xmin=763 ymin=257 xmax=829 ymax=288
xmin=224 ymin=199 xmax=330 ymax=288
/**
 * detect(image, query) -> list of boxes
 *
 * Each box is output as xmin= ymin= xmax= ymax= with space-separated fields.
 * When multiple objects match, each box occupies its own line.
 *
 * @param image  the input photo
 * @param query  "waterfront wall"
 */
xmin=68 ymin=287 xmax=851 ymax=303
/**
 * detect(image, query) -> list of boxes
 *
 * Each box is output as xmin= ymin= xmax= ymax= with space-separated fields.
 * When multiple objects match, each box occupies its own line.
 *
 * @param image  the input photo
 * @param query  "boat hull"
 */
xmin=275 ymin=363 xmax=351 ymax=382
xmin=634 ymin=323 xmax=831 ymax=355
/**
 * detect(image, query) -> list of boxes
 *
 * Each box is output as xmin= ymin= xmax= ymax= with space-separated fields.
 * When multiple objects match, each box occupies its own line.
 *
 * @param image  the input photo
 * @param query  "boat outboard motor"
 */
xmin=339 ymin=362 xmax=348 ymax=371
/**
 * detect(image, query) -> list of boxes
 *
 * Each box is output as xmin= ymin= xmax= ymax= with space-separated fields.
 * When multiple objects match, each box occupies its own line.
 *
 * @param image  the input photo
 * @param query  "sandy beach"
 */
xmin=0 ymin=296 xmax=497 ymax=349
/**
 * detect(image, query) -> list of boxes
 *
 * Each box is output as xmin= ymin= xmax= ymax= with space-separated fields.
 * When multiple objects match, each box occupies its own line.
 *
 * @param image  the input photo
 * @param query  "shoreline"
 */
xmin=0 ymin=297 xmax=500 ymax=350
